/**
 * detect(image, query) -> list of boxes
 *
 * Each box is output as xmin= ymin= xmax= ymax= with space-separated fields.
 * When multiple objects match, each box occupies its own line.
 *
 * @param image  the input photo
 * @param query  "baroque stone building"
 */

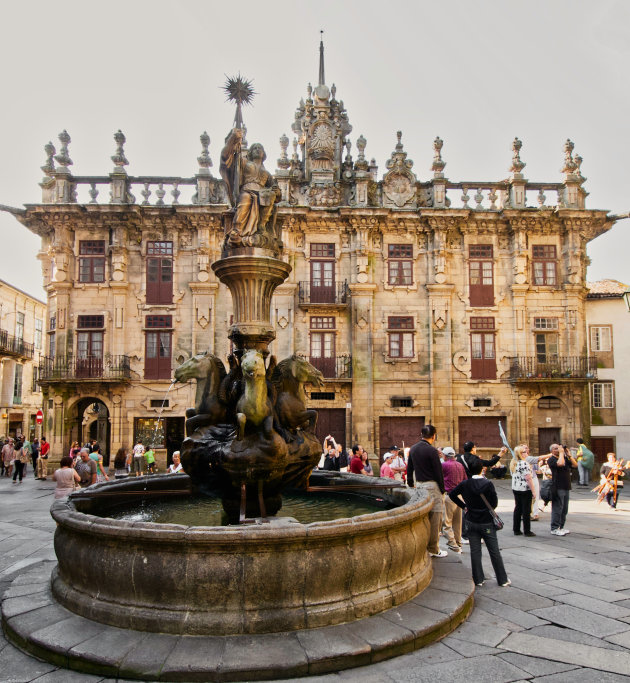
xmin=2 ymin=53 xmax=620 ymax=465
xmin=0 ymin=279 xmax=45 ymax=440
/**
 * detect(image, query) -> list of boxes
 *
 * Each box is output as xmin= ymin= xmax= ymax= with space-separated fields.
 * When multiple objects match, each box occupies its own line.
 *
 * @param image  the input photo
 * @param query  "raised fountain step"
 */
xmin=1 ymin=559 xmax=473 ymax=681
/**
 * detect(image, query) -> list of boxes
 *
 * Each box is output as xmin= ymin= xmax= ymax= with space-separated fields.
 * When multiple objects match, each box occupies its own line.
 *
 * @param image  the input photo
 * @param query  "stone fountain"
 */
xmin=0 ymin=78 xmax=473 ymax=680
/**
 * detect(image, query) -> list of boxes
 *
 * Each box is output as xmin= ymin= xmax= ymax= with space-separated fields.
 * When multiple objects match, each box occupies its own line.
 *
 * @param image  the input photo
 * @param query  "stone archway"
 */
xmin=69 ymin=397 xmax=112 ymax=465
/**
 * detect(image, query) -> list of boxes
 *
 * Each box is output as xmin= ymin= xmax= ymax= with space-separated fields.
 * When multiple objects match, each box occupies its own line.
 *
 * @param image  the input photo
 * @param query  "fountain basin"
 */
xmin=51 ymin=472 xmax=433 ymax=636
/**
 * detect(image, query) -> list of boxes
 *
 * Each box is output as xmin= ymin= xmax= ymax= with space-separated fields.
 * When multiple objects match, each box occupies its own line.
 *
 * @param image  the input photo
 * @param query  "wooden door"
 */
xmin=470 ymin=332 xmax=496 ymax=379
xmin=591 ymin=437 xmax=615 ymax=464
xmin=379 ymin=416 xmax=425 ymax=457
xmin=458 ymin=416 xmax=506 ymax=451
xmin=314 ymin=408 xmax=346 ymax=449
xmin=310 ymin=331 xmax=335 ymax=377
xmin=76 ymin=331 xmax=103 ymax=378
xmin=537 ymin=427 xmax=561 ymax=456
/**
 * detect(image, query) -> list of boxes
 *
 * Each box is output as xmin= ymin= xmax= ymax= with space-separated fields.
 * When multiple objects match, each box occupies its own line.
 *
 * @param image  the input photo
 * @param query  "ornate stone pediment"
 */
xmin=382 ymin=132 xmax=417 ymax=209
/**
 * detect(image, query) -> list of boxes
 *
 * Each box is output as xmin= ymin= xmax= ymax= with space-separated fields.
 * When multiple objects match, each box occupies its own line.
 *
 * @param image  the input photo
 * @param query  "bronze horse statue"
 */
xmin=271 ymin=355 xmax=325 ymax=433
xmin=174 ymin=352 xmax=227 ymax=436
xmin=235 ymin=350 xmax=274 ymax=441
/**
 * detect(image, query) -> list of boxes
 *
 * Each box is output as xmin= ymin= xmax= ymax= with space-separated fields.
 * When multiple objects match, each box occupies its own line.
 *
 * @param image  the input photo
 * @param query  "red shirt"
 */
xmin=40 ymin=442 xmax=50 ymax=458
xmin=349 ymin=455 xmax=364 ymax=474
xmin=442 ymin=458 xmax=466 ymax=493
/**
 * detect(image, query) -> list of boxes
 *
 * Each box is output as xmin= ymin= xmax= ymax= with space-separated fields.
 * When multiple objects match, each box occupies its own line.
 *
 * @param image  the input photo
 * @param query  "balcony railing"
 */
xmin=298 ymin=281 xmax=349 ymax=306
xmin=0 ymin=330 xmax=34 ymax=359
xmin=39 ymin=355 xmax=132 ymax=383
xmin=509 ymin=356 xmax=597 ymax=381
xmin=304 ymin=355 xmax=352 ymax=380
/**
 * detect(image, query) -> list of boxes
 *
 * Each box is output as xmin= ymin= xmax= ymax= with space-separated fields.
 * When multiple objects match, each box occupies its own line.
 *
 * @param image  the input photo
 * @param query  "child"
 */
xmin=144 ymin=446 xmax=157 ymax=474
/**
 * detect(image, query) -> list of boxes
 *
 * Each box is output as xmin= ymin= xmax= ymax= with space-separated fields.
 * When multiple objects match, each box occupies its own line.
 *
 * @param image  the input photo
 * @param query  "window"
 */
xmin=534 ymin=318 xmax=558 ymax=330
xmin=590 ymin=326 xmax=612 ymax=352
xmin=538 ymin=396 xmax=561 ymax=409
xmin=13 ymin=364 xmax=23 ymax=405
xmin=310 ymin=243 xmax=335 ymax=303
xmin=310 ymin=392 xmax=335 ymax=400
xmin=15 ymin=312 xmax=24 ymax=340
xmin=79 ymin=241 xmax=106 ymax=283
xmin=145 ymin=315 xmax=173 ymax=380
xmin=48 ymin=332 xmax=56 ymax=359
xmin=76 ymin=315 xmax=104 ymax=378
xmin=388 ymin=244 xmax=413 ymax=286
xmin=310 ymin=316 xmax=336 ymax=377
xmin=134 ymin=417 xmax=165 ymax=449
xmin=150 ymin=399 xmax=169 ymax=408
xmin=535 ymin=333 xmax=558 ymax=363
xmin=473 ymin=398 xmax=492 ymax=407
xmin=388 ymin=316 xmax=414 ymax=358
xmin=469 ymin=245 xmax=494 ymax=306
xmin=532 ymin=245 xmax=557 ymax=286
xmin=470 ymin=317 xmax=496 ymax=379
xmin=34 ymin=318 xmax=43 ymax=350
xmin=146 ymin=241 xmax=173 ymax=305
xmin=32 ymin=366 xmax=40 ymax=393
xmin=592 ymin=383 xmax=614 ymax=409
xmin=391 ymin=397 xmax=413 ymax=408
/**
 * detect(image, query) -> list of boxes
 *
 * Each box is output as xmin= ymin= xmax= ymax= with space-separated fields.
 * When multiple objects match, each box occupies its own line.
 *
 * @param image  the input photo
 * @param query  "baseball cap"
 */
xmin=442 ymin=447 xmax=456 ymax=457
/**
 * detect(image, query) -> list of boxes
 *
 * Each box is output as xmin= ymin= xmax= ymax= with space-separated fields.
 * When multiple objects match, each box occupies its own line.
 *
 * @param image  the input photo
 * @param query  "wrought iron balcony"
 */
xmin=0 ymin=329 xmax=34 ymax=360
xmin=298 ymin=281 xmax=349 ymax=306
xmin=509 ymin=356 xmax=597 ymax=381
xmin=38 ymin=355 xmax=132 ymax=383
xmin=305 ymin=355 xmax=352 ymax=380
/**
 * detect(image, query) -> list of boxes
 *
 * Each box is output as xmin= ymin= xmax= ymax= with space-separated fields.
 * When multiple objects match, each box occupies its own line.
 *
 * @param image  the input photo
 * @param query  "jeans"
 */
xmin=466 ymin=519 xmax=508 ymax=585
xmin=512 ymin=489 xmax=532 ymax=533
xmin=551 ymin=488 xmax=570 ymax=530
xmin=13 ymin=461 xmax=24 ymax=482
xmin=577 ymin=462 xmax=592 ymax=485
xmin=606 ymin=488 xmax=621 ymax=508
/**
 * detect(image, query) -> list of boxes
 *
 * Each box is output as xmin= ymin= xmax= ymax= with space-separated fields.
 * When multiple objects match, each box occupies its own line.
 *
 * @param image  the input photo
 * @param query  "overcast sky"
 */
xmin=1 ymin=0 xmax=628 ymax=300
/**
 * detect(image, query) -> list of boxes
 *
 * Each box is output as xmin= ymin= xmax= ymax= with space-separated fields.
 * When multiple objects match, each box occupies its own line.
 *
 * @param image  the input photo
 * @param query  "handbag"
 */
xmin=539 ymin=478 xmax=552 ymax=503
xmin=479 ymin=493 xmax=504 ymax=530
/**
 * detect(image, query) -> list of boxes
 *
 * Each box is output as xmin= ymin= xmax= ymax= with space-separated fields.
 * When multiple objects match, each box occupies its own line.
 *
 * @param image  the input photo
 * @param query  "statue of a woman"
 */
xmin=220 ymin=128 xmax=281 ymax=245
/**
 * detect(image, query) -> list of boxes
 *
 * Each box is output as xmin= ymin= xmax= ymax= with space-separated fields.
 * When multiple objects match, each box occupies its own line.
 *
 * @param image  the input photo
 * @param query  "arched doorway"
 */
xmin=70 ymin=398 xmax=111 ymax=465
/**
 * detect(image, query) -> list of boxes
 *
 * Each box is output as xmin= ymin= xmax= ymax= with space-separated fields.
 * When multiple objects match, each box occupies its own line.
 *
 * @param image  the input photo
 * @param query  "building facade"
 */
xmin=586 ymin=280 xmax=630 ymax=464
xmin=0 ymin=280 xmax=45 ymax=440
xmin=3 ymin=62 xmax=619 ymax=466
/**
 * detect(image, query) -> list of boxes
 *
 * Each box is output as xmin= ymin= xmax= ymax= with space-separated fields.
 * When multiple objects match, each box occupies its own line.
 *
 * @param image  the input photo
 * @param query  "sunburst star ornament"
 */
xmin=223 ymin=74 xmax=256 ymax=128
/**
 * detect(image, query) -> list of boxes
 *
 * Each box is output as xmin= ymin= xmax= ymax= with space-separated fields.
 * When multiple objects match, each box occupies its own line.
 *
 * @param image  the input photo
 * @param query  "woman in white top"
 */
xmin=167 ymin=451 xmax=184 ymax=474
xmin=521 ymin=444 xmax=549 ymax=520
xmin=510 ymin=445 xmax=537 ymax=537
xmin=53 ymin=456 xmax=81 ymax=498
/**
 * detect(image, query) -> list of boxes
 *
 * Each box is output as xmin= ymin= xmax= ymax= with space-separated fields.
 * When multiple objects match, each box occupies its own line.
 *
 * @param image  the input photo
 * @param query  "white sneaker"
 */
xmin=550 ymin=529 xmax=566 ymax=536
xmin=561 ymin=528 xmax=570 ymax=534
xmin=429 ymin=550 xmax=448 ymax=558
xmin=461 ymin=539 xmax=470 ymax=545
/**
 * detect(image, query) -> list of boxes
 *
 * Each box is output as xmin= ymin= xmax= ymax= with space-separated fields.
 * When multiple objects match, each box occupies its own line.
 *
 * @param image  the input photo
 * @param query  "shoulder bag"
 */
xmin=479 ymin=492 xmax=504 ymax=530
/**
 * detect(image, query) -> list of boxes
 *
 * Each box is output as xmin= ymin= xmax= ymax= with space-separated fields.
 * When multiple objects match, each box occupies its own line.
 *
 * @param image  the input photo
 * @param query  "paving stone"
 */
xmin=29 ymin=669 xmax=106 ymax=682
xmin=5 ymin=602 xmax=73 ymax=649
xmin=481 ymin=584 xmax=555 ymax=611
xmin=118 ymin=632 xmax=179 ymax=680
xmin=0 ymin=640 xmax=57 ymax=682
xmin=466 ymin=606 xmax=525 ymax=633
xmin=605 ymin=629 xmax=630 ymax=649
xmin=2 ymin=582 xmax=48 ymax=599
xmin=29 ymin=615 xmax=107 ymax=667
xmin=474 ymin=595 xmax=550 ymax=629
xmin=500 ymin=631 xmax=630 ymax=675
xmin=343 ymin=613 xmax=414 ymax=662
xmin=530 ymin=604 xmax=629 ymax=638
xmin=380 ymin=602 xmax=451 ymax=644
xmin=442 ymin=637 xmax=504 ymax=657
xmin=1 ymin=591 xmax=52 ymax=619
xmin=449 ymin=620 xmax=510 ymax=647
xmin=386 ymin=653 xmax=529 ymax=683
xmin=498 ymin=651 xmax=578 ymax=676
xmin=555 ymin=592 xmax=630 ymax=619
xmin=159 ymin=635 xmax=225 ymax=681
xmin=527 ymin=624 xmax=626 ymax=651
xmin=296 ymin=622 xmax=372 ymax=674
xmin=410 ymin=586 xmax=468 ymax=615
xmin=544 ymin=578 xmax=628 ymax=603
xmin=69 ymin=625 xmax=148 ymax=676
xmin=499 ymin=572 xmax=568 ymax=599
xmin=530 ymin=669 xmax=630 ymax=682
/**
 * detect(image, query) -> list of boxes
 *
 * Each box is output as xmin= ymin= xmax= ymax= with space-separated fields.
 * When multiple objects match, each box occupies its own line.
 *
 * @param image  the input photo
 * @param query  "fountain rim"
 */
xmin=51 ymin=473 xmax=433 ymax=544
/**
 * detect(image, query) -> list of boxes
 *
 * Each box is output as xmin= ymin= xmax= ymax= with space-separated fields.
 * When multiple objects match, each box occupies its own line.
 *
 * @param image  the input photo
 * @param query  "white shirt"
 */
xmin=133 ymin=443 xmax=145 ymax=457
xmin=167 ymin=462 xmax=183 ymax=474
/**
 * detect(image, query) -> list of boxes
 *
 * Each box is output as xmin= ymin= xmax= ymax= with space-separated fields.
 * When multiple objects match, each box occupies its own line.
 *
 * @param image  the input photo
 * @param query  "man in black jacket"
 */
xmin=457 ymin=441 xmax=506 ymax=479
xmin=407 ymin=424 xmax=447 ymax=558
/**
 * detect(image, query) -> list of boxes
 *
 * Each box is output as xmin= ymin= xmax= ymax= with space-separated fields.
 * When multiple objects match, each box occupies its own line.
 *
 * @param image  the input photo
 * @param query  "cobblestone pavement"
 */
xmin=1 ymin=472 xmax=629 ymax=682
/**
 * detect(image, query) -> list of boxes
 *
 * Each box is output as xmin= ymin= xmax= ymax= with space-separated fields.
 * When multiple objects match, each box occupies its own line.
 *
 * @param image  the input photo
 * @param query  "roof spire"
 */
xmin=318 ymin=30 xmax=325 ymax=86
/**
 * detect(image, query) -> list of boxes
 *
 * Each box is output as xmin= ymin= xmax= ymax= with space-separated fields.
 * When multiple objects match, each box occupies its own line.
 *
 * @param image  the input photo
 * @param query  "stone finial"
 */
xmin=355 ymin=134 xmax=368 ymax=171
xmin=41 ymin=141 xmax=56 ymax=177
xmin=344 ymin=140 xmax=352 ymax=163
xmin=395 ymin=130 xmax=404 ymax=152
xmin=431 ymin=136 xmax=446 ymax=177
xmin=561 ymin=138 xmax=577 ymax=175
xmin=574 ymin=154 xmax=585 ymax=183
xmin=111 ymin=130 xmax=129 ymax=173
xmin=277 ymin=133 xmax=290 ymax=170
xmin=54 ymin=130 xmax=73 ymax=173
xmin=509 ymin=137 xmax=526 ymax=175
xmin=369 ymin=157 xmax=378 ymax=181
xmin=331 ymin=83 xmax=337 ymax=101
xmin=306 ymin=83 xmax=313 ymax=100
xmin=197 ymin=131 xmax=212 ymax=174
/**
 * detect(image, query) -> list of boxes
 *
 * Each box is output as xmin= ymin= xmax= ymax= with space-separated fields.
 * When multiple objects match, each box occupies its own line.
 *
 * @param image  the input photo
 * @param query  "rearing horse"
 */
xmin=235 ymin=350 xmax=273 ymax=441
xmin=174 ymin=352 xmax=227 ymax=436
xmin=271 ymin=355 xmax=325 ymax=433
